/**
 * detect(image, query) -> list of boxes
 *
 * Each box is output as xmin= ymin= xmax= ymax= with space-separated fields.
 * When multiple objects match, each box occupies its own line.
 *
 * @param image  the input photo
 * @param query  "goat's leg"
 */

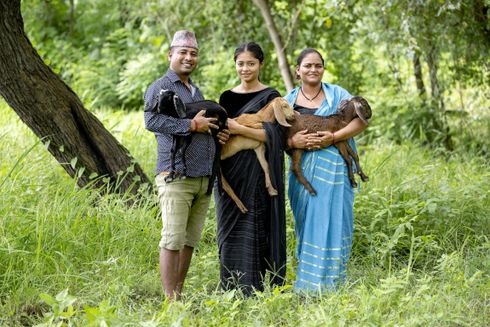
xmin=345 ymin=143 xmax=369 ymax=182
xmin=180 ymin=137 xmax=192 ymax=180
xmin=290 ymin=149 xmax=317 ymax=196
xmin=221 ymin=172 xmax=248 ymax=214
xmin=221 ymin=136 xmax=261 ymax=160
xmin=335 ymin=142 xmax=357 ymax=188
xmin=254 ymin=144 xmax=278 ymax=196
xmin=206 ymin=140 xmax=221 ymax=195
xmin=166 ymin=137 xmax=178 ymax=182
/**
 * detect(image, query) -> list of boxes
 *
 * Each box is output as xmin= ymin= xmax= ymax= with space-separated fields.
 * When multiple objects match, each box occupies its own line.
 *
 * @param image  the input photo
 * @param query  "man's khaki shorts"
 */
xmin=155 ymin=174 xmax=211 ymax=250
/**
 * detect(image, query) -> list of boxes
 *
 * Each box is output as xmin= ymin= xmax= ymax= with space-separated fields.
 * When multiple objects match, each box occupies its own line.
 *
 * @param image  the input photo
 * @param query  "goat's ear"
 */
xmin=273 ymin=98 xmax=293 ymax=127
xmin=338 ymin=99 xmax=349 ymax=111
xmin=154 ymin=89 xmax=170 ymax=113
xmin=354 ymin=99 xmax=371 ymax=124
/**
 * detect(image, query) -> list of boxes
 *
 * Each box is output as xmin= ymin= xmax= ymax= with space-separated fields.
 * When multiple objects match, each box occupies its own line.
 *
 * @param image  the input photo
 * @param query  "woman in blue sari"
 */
xmin=285 ymin=48 xmax=368 ymax=292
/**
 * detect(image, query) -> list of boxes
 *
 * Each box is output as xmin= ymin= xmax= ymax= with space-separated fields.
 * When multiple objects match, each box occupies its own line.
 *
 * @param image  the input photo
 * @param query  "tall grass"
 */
xmin=0 ymin=101 xmax=488 ymax=326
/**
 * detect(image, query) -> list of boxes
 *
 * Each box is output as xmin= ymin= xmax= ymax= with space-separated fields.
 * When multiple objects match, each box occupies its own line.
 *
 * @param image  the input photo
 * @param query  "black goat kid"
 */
xmin=150 ymin=89 xmax=228 ymax=195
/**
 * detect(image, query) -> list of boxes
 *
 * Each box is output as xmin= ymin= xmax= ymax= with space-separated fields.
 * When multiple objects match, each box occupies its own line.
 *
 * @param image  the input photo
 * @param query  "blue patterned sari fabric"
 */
xmin=285 ymin=83 xmax=356 ymax=293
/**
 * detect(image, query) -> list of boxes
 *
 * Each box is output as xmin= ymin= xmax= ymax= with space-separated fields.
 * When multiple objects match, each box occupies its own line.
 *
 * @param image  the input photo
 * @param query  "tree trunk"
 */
xmin=252 ymin=0 xmax=294 ymax=92
xmin=380 ymin=14 xmax=403 ymax=91
xmin=0 ymin=0 xmax=151 ymax=195
xmin=426 ymin=46 xmax=445 ymax=113
xmin=426 ymin=45 xmax=453 ymax=151
xmin=68 ymin=0 xmax=75 ymax=36
xmin=412 ymin=50 xmax=426 ymax=101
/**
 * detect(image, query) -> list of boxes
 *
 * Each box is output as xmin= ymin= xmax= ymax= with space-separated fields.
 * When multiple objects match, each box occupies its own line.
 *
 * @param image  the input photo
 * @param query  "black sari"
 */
xmin=215 ymin=88 xmax=287 ymax=295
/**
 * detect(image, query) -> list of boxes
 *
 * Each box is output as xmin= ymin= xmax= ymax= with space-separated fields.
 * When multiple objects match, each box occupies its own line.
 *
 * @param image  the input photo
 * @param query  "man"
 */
xmin=144 ymin=30 xmax=227 ymax=300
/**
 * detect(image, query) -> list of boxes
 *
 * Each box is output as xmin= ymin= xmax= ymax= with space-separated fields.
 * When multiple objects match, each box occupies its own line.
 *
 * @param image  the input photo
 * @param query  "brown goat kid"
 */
xmin=221 ymin=97 xmax=295 ymax=213
xmin=287 ymin=96 xmax=372 ymax=195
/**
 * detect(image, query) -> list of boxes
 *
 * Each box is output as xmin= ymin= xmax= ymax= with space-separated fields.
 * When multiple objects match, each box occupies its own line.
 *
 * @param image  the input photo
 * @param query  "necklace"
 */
xmin=300 ymin=86 xmax=322 ymax=102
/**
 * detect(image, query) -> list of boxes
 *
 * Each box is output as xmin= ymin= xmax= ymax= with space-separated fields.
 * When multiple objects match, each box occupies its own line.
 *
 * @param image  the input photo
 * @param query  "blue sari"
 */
xmin=285 ymin=83 xmax=355 ymax=292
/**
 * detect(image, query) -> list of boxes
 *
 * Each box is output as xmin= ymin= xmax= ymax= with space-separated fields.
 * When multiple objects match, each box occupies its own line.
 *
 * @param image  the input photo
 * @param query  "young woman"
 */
xmin=285 ymin=48 xmax=368 ymax=292
xmin=215 ymin=42 xmax=286 ymax=295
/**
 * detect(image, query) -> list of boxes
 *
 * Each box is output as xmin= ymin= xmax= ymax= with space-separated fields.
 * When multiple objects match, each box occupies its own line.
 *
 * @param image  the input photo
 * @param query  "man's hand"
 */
xmin=191 ymin=110 xmax=219 ymax=133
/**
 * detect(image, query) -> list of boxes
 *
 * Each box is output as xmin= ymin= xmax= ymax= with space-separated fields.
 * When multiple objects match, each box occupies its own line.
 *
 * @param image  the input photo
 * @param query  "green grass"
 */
xmin=0 ymin=101 xmax=488 ymax=326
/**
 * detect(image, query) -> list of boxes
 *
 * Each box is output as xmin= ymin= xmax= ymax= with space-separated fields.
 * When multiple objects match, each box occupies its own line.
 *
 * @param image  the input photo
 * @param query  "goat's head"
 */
xmin=270 ymin=97 xmax=296 ymax=127
xmin=156 ymin=89 xmax=187 ymax=118
xmin=338 ymin=96 xmax=372 ymax=124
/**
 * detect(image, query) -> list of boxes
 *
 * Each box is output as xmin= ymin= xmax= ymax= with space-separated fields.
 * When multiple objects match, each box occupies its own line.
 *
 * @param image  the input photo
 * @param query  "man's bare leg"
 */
xmin=160 ymin=248 xmax=180 ymax=300
xmin=176 ymin=245 xmax=194 ymax=295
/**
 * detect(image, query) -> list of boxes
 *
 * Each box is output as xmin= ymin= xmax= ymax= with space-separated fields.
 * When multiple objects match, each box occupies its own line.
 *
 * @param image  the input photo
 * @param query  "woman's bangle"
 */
xmin=332 ymin=132 xmax=335 ymax=144
xmin=288 ymin=137 xmax=295 ymax=148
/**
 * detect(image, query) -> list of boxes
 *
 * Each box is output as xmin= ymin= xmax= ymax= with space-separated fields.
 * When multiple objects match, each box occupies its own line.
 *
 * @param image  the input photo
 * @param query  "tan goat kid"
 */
xmin=221 ymin=97 xmax=295 ymax=213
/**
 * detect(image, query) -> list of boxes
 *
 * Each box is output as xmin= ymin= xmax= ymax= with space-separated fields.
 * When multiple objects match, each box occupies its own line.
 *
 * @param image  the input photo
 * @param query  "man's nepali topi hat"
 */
xmin=170 ymin=30 xmax=198 ymax=49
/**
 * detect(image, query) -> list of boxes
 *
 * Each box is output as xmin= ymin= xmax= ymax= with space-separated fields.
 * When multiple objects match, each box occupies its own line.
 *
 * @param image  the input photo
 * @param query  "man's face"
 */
xmin=168 ymin=47 xmax=199 ymax=76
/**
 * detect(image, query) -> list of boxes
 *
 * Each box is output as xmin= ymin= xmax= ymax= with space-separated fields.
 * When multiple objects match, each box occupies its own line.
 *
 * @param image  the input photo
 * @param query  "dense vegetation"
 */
xmin=1 ymin=0 xmax=489 ymax=325
xmin=1 ymin=102 xmax=488 ymax=325
xmin=20 ymin=0 xmax=490 ymax=153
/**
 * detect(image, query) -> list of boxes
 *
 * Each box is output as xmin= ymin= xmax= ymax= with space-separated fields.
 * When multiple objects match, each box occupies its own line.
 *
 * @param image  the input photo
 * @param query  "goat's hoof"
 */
xmin=239 ymin=205 xmax=248 ymax=214
xmin=267 ymin=187 xmax=278 ymax=196
xmin=360 ymin=174 xmax=369 ymax=182
xmin=164 ymin=176 xmax=175 ymax=183
xmin=350 ymin=182 xmax=358 ymax=188
xmin=307 ymin=188 xmax=317 ymax=196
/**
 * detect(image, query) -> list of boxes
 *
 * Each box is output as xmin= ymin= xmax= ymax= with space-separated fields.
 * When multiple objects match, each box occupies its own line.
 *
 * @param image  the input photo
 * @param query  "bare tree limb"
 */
xmin=282 ymin=0 xmax=306 ymax=52
xmin=252 ymin=0 xmax=294 ymax=92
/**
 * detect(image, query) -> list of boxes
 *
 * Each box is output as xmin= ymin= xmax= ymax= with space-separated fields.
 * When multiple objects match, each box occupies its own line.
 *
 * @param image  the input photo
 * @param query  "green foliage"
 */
xmin=3 ymin=1 xmax=490 ymax=321
xmin=16 ymin=0 xmax=489 ymax=156
xmin=17 ymin=0 xmax=489 ymax=152
xmin=0 ymin=101 xmax=488 ymax=325
xmin=1 ymin=3 xmax=488 ymax=323
xmin=37 ymin=289 xmax=78 ymax=326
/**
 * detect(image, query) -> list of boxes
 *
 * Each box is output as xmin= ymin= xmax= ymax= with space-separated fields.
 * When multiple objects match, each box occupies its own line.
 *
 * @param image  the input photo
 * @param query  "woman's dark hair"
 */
xmin=296 ymin=48 xmax=324 ymax=66
xmin=234 ymin=42 xmax=265 ymax=63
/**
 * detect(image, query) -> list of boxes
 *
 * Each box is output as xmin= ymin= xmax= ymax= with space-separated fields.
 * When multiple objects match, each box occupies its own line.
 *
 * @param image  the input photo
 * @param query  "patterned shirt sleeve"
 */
xmin=143 ymin=77 xmax=192 ymax=136
xmin=143 ymin=70 xmax=212 ymax=177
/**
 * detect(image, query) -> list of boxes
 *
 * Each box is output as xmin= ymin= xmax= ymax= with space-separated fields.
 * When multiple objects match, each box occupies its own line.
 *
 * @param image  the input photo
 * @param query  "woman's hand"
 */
xmin=288 ymin=130 xmax=318 ymax=150
xmin=289 ymin=130 xmax=334 ymax=150
xmin=306 ymin=131 xmax=334 ymax=149
xmin=288 ymin=130 xmax=307 ymax=149
xmin=216 ymin=129 xmax=230 ymax=145
xmin=226 ymin=118 xmax=243 ymax=135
